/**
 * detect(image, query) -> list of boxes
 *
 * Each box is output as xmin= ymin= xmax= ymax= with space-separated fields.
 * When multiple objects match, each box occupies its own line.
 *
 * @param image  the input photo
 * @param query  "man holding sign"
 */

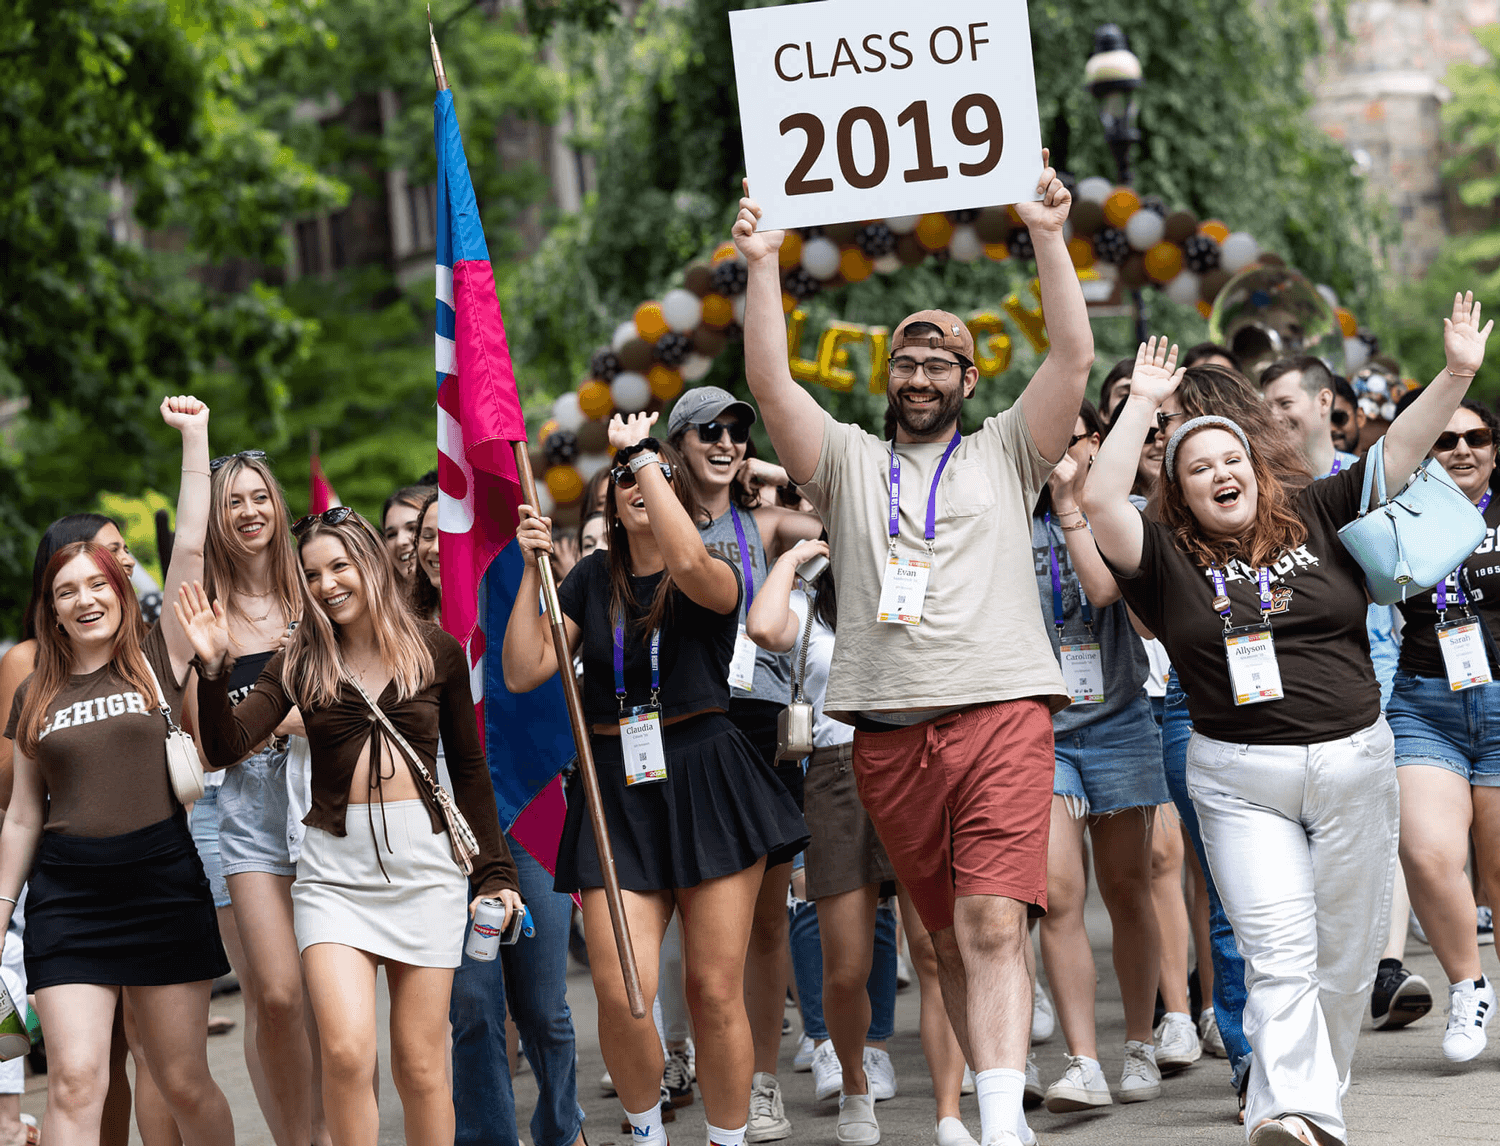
xmin=733 ymin=147 xmax=1090 ymax=1146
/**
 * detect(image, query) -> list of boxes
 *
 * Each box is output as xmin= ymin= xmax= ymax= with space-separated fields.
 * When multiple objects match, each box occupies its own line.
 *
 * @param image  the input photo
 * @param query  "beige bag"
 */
xmin=144 ymin=661 xmax=204 ymax=804
xmin=775 ymin=607 xmax=816 ymax=762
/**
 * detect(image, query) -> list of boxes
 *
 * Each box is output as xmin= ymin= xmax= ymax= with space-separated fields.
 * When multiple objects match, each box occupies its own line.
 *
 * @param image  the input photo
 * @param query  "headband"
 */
xmin=1164 ymin=416 xmax=1253 ymax=482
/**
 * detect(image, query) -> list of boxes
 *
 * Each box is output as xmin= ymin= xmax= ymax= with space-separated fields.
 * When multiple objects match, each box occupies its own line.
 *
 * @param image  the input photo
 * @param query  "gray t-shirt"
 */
xmin=698 ymin=505 xmax=792 ymax=704
xmin=1031 ymin=507 xmax=1149 ymax=734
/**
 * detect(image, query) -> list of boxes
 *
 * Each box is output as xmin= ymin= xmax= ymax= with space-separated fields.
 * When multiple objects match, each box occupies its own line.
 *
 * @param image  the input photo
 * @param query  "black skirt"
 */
xmin=26 ymin=811 xmax=230 ymax=990
xmin=729 ymin=697 xmax=806 ymax=867
xmin=555 ymin=712 xmax=809 ymax=894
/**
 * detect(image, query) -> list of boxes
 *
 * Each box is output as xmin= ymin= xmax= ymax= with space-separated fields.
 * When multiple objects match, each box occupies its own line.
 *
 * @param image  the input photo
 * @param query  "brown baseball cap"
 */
xmin=891 ymin=310 xmax=974 ymax=359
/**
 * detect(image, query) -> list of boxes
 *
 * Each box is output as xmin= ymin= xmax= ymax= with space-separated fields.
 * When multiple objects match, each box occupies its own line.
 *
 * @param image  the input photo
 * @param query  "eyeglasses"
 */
xmin=692 ymin=421 xmax=751 ymax=445
xmin=1156 ymin=410 xmax=1184 ymax=432
xmin=210 ymin=449 xmax=268 ymax=473
xmin=610 ymin=462 xmax=674 ymax=489
xmin=1066 ymin=433 xmax=1088 ymax=449
xmin=292 ymin=506 xmax=354 ymax=536
xmin=1330 ymin=408 xmax=1351 ymax=428
xmin=1433 ymin=428 xmax=1495 ymax=452
xmin=889 ymin=357 xmax=962 ymax=381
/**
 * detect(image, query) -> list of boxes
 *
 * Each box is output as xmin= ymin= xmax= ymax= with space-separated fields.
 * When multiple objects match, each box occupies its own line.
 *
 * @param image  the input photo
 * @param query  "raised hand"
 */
xmin=173 ymin=581 xmax=230 ymax=673
xmin=780 ymin=537 xmax=829 ymax=569
xmin=1012 ymin=149 xmax=1071 ymax=235
xmin=515 ymin=505 xmax=554 ymax=569
xmin=1127 ymin=337 xmax=1186 ymax=408
xmin=732 ymin=180 xmax=786 ymax=265
xmin=1047 ymin=450 xmax=1085 ymax=510
xmin=161 ymin=394 xmax=210 ymax=433
xmin=608 ymin=411 xmax=659 ymax=451
xmin=1444 ymin=291 xmax=1493 ymax=377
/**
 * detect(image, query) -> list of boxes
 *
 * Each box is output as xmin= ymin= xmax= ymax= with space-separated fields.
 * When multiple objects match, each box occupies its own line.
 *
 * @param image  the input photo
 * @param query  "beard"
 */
xmin=889 ymin=383 xmax=965 ymax=438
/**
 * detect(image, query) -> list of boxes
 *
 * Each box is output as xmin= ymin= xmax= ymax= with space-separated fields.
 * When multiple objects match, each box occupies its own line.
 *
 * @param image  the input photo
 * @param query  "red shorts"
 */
xmin=852 ymin=699 xmax=1054 ymax=934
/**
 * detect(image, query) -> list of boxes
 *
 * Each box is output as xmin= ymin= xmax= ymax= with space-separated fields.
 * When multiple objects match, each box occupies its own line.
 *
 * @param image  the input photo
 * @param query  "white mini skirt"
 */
xmin=293 ymin=800 xmax=466 ymax=968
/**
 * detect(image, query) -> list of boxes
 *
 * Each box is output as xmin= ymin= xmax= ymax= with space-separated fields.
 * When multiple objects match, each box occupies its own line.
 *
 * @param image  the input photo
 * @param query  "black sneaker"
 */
xmin=1371 ymin=957 xmax=1433 ymax=1030
xmin=663 ymin=1044 xmax=696 ymax=1107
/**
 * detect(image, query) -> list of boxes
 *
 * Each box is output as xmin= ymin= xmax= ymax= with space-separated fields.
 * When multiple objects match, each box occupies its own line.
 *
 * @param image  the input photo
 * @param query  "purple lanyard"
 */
xmin=729 ymin=506 xmax=756 ymax=611
xmin=614 ymin=623 xmax=660 ymax=713
xmin=888 ymin=433 xmax=963 ymax=544
xmin=1436 ymin=490 xmax=1492 ymax=613
xmin=1328 ymin=457 xmax=1343 ymax=476
xmin=1045 ymin=513 xmax=1092 ymax=634
xmin=1210 ymin=565 xmax=1273 ymax=628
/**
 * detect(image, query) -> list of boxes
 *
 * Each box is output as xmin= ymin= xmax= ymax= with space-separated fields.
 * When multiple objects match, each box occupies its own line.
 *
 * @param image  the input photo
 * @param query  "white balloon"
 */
xmin=577 ymin=452 xmax=611 ymax=482
xmin=948 ymin=226 xmax=983 ymax=264
xmin=661 ymin=288 xmax=703 ymax=334
xmin=884 ymin=215 xmax=920 ymax=234
xmin=610 ymin=320 xmax=638 ymax=352
xmin=1316 ymin=283 xmax=1340 ymax=310
xmin=680 ymin=353 xmax=713 ymax=381
xmin=1344 ymin=337 xmax=1370 ymax=371
xmin=874 ymin=253 xmax=902 ymax=274
xmin=1165 ymin=270 xmax=1201 ymax=307
xmin=610 ymin=372 xmax=651 ymax=413
xmin=1092 ymin=261 xmax=1120 ymax=282
xmin=552 ymin=391 xmax=585 ymax=432
xmin=1219 ymin=232 xmax=1260 ymax=273
xmin=801 ymin=237 xmax=841 ymax=280
xmin=1124 ymin=209 xmax=1166 ymax=252
xmin=1076 ymin=176 xmax=1114 ymax=205
xmin=732 ymin=293 xmax=747 ymax=325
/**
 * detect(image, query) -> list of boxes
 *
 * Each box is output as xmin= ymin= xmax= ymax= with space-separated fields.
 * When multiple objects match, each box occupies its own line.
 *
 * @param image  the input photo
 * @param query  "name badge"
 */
xmin=1060 ymin=641 xmax=1105 ymax=704
xmin=1437 ymin=618 xmax=1493 ymax=691
xmin=878 ymin=552 xmax=931 ymax=625
xmin=1224 ymin=625 xmax=1284 ymax=706
xmin=728 ymin=626 xmax=758 ymax=692
xmin=619 ymin=705 xmax=667 ymax=786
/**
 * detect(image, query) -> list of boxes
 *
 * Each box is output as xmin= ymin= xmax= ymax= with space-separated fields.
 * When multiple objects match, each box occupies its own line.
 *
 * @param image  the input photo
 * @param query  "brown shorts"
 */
xmin=851 ymin=699 xmax=1054 ymax=934
xmin=803 ymin=743 xmax=898 ymax=901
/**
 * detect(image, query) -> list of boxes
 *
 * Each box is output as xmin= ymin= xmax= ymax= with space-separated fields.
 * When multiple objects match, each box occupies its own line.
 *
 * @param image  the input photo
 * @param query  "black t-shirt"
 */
xmin=557 ymin=550 xmax=743 ymax=725
xmin=228 ymin=650 xmax=275 ymax=707
xmin=1395 ymin=491 xmax=1500 ymax=678
xmin=1110 ymin=460 xmax=1380 ymax=745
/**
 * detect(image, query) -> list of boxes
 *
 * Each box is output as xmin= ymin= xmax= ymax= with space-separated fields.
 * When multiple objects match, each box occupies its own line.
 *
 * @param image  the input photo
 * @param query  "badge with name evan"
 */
xmin=728 ymin=625 xmax=759 ymax=691
xmin=619 ymin=706 xmax=667 ymax=786
xmin=1437 ymin=618 xmax=1493 ymax=691
xmin=878 ymin=552 xmax=931 ymax=625
xmin=1224 ymin=626 xmax=1284 ymax=706
xmin=1060 ymin=640 xmax=1104 ymax=704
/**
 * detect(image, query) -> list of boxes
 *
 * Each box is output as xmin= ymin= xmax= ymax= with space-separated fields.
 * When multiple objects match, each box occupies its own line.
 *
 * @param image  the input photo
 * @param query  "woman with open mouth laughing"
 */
xmin=1083 ymin=295 xmax=1491 ymax=1146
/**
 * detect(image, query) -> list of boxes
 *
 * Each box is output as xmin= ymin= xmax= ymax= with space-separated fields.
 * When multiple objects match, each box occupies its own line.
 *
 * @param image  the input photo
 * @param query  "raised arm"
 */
xmin=0 ymin=742 xmax=46 ymax=937
xmin=160 ymin=395 xmax=212 ymax=681
xmin=1047 ymin=450 xmax=1121 ymax=608
xmin=755 ymin=502 xmax=824 ymax=563
xmin=747 ymin=539 xmax=827 ymax=654
xmin=1383 ymin=292 xmax=1493 ymax=484
xmin=1082 ymin=339 xmax=1184 ymax=576
xmin=501 ymin=508 xmax=582 ymax=694
xmin=1016 ymin=151 xmax=1095 ymax=462
xmin=0 ymin=643 xmax=35 ymax=813
xmin=733 ymin=182 xmax=827 ymax=484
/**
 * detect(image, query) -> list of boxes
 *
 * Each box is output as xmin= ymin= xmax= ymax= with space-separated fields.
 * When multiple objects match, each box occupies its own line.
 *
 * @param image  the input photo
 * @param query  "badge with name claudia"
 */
xmin=615 ymin=624 xmax=667 ymax=785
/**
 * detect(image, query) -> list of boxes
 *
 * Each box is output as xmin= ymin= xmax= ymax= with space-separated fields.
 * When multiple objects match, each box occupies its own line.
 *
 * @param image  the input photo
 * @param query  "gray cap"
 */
xmin=666 ymin=386 xmax=758 ymax=440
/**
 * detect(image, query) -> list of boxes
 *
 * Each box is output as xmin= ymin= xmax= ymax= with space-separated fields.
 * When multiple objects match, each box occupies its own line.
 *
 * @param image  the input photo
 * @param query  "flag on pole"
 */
xmin=434 ymin=87 xmax=574 ymax=870
xmin=309 ymin=449 xmax=341 ymax=514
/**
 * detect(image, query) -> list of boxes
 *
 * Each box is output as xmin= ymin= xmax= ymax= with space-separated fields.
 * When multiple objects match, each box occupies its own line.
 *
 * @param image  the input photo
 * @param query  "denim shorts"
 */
xmin=188 ymin=784 xmax=231 ymax=909
xmin=1387 ymin=670 xmax=1500 ymax=787
xmin=1053 ymin=694 xmax=1170 ymax=815
xmin=218 ymin=742 xmax=297 ymax=877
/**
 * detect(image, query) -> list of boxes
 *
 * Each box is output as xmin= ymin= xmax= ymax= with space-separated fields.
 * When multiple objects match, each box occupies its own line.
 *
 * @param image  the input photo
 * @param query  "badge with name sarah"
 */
xmin=1223 ymin=625 xmax=1284 ymax=706
xmin=1060 ymin=640 xmax=1104 ymax=704
xmin=619 ymin=706 xmax=667 ymax=786
xmin=1437 ymin=618 xmax=1493 ymax=692
xmin=878 ymin=552 xmax=931 ymax=625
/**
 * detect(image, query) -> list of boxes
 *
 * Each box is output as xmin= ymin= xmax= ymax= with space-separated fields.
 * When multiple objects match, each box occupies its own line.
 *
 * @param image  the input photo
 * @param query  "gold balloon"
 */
xmin=815 ymin=324 xmax=865 ymax=392
xmin=966 ymin=312 xmax=1013 ymax=376
xmin=545 ymin=464 xmax=585 ymax=504
xmin=867 ymin=326 xmax=890 ymax=392
xmin=648 ymin=365 xmax=683 ymax=401
xmin=779 ymin=231 xmax=804 ymax=271
xmin=1003 ymin=281 xmax=1049 ymax=353
xmin=578 ymin=380 xmax=613 ymax=420
xmin=785 ymin=309 xmax=820 ymax=382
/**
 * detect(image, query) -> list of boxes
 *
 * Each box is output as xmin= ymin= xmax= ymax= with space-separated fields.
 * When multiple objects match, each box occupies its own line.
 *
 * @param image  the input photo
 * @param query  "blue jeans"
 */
xmin=1388 ymin=670 xmax=1500 ymax=784
xmin=788 ymin=896 xmax=898 ymax=1042
xmin=451 ymin=839 xmax=583 ymax=1146
xmin=1159 ymin=675 xmax=1252 ymax=1089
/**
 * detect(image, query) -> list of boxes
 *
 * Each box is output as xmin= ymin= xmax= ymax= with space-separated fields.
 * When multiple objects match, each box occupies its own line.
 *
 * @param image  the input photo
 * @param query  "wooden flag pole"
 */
xmin=428 ymin=7 xmax=645 ymax=1019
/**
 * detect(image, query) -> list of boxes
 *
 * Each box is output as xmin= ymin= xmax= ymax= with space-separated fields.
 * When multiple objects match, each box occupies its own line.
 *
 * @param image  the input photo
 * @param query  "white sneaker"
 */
xmin=896 ymin=952 xmax=914 ymax=989
xmin=1442 ymin=976 xmax=1496 ymax=1062
xmin=1044 ymin=1054 xmax=1112 ymax=1112
xmin=812 ymin=1039 xmax=843 ymax=1102
xmin=1119 ymin=1040 xmax=1162 ymax=1102
xmin=960 ymin=1065 xmax=975 ymax=1096
xmin=1023 ymin=1052 xmax=1044 ymax=1108
xmin=747 ymin=1072 xmax=791 ymax=1142
xmin=1409 ymin=908 xmax=1429 ymax=946
xmin=1198 ymin=1007 xmax=1227 ymax=1058
xmin=978 ymin=1133 xmax=1021 ymax=1146
xmin=863 ymin=1046 xmax=897 ymax=1101
xmin=934 ymin=1117 xmax=979 ymax=1146
xmin=837 ymin=1092 xmax=880 ymax=1145
xmin=600 ymin=1066 xmax=615 ymax=1095
xmin=1031 ymin=982 xmax=1055 ymax=1044
xmin=1480 ymin=905 xmax=1495 ymax=947
xmin=794 ymin=1032 xmax=815 ymax=1072
xmin=1154 ymin=1011 xmax=1202 ymax=1073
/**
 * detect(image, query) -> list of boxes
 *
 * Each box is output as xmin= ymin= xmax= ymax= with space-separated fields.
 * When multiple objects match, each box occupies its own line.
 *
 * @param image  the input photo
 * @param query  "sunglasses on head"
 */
xmin=292 ymin=506 xmax=354 ymax=536
xmin=691 ymin=421 xmax=751 ymax=445
xmin=1434 ymin=428 xmax=1495 ymax=452
xmin=611 ymin=462 xmax=674 ymax=490
xmin=210 ymin=449 xmax=268 ymax=473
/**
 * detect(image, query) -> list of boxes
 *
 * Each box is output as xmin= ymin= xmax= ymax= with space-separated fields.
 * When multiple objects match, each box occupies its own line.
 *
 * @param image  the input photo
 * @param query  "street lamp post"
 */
xmin=1085 ymin=23 xmax=1148 ymax=343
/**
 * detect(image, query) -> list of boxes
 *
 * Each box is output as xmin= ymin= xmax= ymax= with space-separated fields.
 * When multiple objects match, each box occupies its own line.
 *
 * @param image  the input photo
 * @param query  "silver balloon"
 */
xmin=1206 ymin=265 xmax=1345 ymax=379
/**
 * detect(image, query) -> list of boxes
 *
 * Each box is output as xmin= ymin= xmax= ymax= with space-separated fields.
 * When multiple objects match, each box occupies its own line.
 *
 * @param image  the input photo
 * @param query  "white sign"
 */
xmin=729 ymin=0 xmax=1045 ymax=231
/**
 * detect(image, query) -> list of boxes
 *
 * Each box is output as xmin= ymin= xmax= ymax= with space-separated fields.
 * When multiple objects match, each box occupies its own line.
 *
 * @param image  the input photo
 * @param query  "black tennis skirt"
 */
xmin=555 ymin=712 xmax=809 ymax=894
xmin=25 ymin=811 xmax=230 ymax=990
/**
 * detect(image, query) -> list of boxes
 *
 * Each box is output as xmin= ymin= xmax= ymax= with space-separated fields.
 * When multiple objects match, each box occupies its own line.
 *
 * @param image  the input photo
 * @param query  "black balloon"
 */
xmin=589 ymin=348 xmax=622 ymax=382
xmin=544 ymin=429 xmax=580 ymax=467
xmin=711 ymin=261 xmax=749 ymax=296
xmin=1094 ymin=226 xmax=1131 ymax=266
xmin=655 ymin=332 xmax=691 ymax=367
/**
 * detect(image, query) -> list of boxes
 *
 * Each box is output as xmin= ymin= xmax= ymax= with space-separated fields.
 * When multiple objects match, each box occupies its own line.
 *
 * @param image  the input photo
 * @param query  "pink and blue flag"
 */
xmin=434 ymin=87 xmax=574 ymax=871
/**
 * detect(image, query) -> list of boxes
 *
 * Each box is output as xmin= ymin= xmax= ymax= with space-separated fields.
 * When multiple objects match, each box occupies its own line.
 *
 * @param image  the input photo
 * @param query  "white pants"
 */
xmin=0 ymin=890 xmax=27 ymax=1094
xmin=1187 ymin=717 xmax=1398 ymax=1143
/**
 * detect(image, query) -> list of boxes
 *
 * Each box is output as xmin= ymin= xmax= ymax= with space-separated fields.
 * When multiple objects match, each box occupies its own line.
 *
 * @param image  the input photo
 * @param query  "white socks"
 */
xmin=975 ymin=1067 xmax=1026 ymax=1144
xmin=706 ymin=1122 xmax=747 ymax=1146
xmin=625 ymin=1101 xmax=667 ymax=1146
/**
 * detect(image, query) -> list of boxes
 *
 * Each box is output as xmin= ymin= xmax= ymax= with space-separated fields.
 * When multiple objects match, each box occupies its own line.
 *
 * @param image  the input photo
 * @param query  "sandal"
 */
xmin=207 ymin=1014 xmax=236 ymax=1036
xmin=1237 ymin=1072 xmax=1249 ymax=1125
xmin=1249 ymin=1116 xmax=1316 ymax=1146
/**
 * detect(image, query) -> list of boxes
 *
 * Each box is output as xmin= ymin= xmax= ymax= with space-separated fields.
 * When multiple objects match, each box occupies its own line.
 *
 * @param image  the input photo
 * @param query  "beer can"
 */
xmin=465 ymin=898 xmax=508 ymax=963
xmin=0 ymin=980 xmax=29 ymax=1062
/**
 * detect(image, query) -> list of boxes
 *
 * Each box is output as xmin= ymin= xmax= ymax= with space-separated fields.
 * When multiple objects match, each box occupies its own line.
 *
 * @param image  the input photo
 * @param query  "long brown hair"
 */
xmin=604 ymin=440 xmax=705 ymax=646
xmin=282 ymin=511 xmax=434 ymax=709
xmin=1159 ymin=423 xmax=1309 ymax=569
xmin=15 ymin=543 xmax=156 ymax=756
xmin=204 ymin=455 xmax=304 ymax=631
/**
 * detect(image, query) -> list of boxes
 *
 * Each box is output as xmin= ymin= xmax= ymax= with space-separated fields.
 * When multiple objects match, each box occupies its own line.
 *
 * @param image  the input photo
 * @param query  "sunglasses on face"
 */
xmin=692 ymin=421 xmax=751 ymax=445
xmin=1066 ymin=433 xmax=1089 ymax=449
xmin=292 ymin=506 xmax=354 ymax=536
xmin=1156 ymin=410 xmax=1184 ymax=433
xmin=611 ymin=462 xmax=675 ymax=490
xmin=889 ymin=356 xmax=961 ymax=381
xmin=1330 ymin=408 xmax=1351 ymax=428
xmin=1144 ymin=426 xmax=1163 ymax=445
xmin=1434 ymin=428 xmax=1495 ymax=452
xmin=210 ymin=449 xmax=268 ymax=472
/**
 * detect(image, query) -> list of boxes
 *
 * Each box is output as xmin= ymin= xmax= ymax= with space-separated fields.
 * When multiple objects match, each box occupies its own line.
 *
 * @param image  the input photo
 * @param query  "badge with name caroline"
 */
xmin=615 ymin=624 xmax=667 ymax=786
xmin=728 ymin=626 xmax=759 ymax=691
xmin=878 ymin=433 xmax=962 ymax=626
xmin=1435 ymin=567 xmax=1493 ymax=692
xmin=1046 ymin=513 xmax=1103 ymax=703
xmin=1213 ymin=566 xmax=1284 ymax=706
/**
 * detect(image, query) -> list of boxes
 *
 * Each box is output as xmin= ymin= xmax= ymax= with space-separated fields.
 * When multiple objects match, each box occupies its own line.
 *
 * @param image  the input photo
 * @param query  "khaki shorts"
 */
xmin=803 ymin=743 xmax=897 ymax=901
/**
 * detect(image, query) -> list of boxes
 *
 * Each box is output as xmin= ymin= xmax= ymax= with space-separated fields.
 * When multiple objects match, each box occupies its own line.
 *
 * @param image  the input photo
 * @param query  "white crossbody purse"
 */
xmin=144 ymin=660 xmax=205 ymax=804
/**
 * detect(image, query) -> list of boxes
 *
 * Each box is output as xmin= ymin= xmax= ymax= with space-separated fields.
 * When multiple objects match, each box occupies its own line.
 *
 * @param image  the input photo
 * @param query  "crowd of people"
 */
xmin=1 ymin=154 xmax=1498 ymax=1146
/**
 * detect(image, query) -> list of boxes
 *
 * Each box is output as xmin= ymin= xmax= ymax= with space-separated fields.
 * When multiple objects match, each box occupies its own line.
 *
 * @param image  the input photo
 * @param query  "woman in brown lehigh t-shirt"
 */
xmin=0 ymin=396 xmax=236 ymax=1145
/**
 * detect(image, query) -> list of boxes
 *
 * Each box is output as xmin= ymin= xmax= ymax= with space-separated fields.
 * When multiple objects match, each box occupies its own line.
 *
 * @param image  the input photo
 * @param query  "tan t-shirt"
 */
xmin=4 ymin=624 xmax=182 ymax=837
xmin=800 ymin=406 xmax=1070 ymax=722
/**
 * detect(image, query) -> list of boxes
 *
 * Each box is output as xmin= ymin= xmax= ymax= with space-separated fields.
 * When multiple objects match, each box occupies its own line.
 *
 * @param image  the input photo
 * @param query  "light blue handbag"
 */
xmin=1336 ymin=436 xmax=1486 ymax=605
